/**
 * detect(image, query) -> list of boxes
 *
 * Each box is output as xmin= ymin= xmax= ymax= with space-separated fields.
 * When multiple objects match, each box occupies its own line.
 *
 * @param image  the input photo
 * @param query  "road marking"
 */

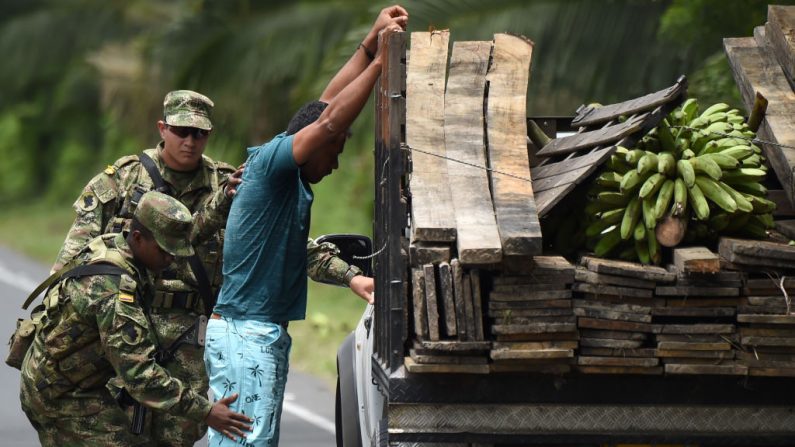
xmin=283 ymin=393 xmax=336 ymax=434
xmin=0 ymin=262 xmax=38 ymax=294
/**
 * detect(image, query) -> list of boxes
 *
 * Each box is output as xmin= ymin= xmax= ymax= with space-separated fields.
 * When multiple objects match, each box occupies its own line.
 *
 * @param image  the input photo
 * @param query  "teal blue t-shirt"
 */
xmin=214 ymin=133 xmax=313 ymax=322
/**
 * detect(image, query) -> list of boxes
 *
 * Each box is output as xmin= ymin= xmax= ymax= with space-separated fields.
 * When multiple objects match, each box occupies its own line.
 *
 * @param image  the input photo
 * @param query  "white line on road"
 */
xmin=283 ymin=393 xmax=336 ymax=434
xmin=0 ymin=261 xmax=38 ymax=294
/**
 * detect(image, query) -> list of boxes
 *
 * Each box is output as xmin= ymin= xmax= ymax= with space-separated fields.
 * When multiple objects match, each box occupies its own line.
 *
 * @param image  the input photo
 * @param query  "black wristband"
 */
xmin=358 ymin=43 xmax=375 ymax=61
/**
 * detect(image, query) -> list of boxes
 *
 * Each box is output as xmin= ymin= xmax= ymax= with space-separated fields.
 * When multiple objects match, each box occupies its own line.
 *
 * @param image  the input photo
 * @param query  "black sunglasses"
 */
xmin=166 ymin=124 xmax=211 ymax=139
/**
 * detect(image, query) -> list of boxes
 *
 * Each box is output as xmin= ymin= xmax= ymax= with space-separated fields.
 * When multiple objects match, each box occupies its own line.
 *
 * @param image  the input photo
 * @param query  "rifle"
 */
xmin=121 ymin=315 xmax=208 ymax=435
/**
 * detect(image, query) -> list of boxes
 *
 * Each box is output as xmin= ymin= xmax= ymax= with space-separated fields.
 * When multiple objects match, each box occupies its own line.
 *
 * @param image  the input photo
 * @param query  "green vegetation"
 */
xmin=1 ymin=0 xmax=790 ymax=382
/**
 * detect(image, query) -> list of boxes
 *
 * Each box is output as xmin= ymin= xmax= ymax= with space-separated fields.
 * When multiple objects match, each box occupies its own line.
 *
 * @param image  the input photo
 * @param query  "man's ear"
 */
xmin=156 ymin=120 xmax=167 ymax=139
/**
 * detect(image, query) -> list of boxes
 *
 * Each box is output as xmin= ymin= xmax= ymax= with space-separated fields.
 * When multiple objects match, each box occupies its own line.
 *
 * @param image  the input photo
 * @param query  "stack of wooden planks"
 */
xmin=406 ymin=260 xmax=489 ymax=373
xmin=736 ymin=276 xmax=795 ymax=377
xmin=571 ymin=256 xmax=670 ymax=374
xmin=488 ymin=256 xmax=576 ymax=373
xmin=405 ymin=30 xmax=542 ymax=268
xmin=724 ymin=5 xmax=795 ymax=207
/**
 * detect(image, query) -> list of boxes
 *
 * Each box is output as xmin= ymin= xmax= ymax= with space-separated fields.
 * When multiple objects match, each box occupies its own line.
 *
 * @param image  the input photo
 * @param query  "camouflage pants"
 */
xmin=145 ymin=307 xmax=210 ymax=446
xmin=23 ymin=403 xmax=151 ymax=447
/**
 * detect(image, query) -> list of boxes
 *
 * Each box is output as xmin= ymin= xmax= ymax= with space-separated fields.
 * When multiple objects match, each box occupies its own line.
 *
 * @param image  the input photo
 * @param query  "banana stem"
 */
xmin=748 ymin=91 xmax=768 ymax=133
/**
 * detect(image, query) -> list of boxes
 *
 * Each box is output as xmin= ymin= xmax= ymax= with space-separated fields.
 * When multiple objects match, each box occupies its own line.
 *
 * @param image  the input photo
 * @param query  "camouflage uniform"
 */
xmin=52 ymin=90 xmax=358 ymax=446
xmin=21 ymin=193 xmax=210 ymax=447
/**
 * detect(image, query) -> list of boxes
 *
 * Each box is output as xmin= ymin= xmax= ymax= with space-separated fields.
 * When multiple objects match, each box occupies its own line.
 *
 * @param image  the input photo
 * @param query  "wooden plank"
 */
xmin=417 ymin=340 xmax=491 ymax=352
xmin=651 ymin=307 xmax=736 ymax=318
xmin=406 ymin=30 xmax=456 ymax=242
xmin=574 ymin=268 xmax=656 ymax=290
xmin=775 ymin=220 xmax=795 ymax=240
xmin=437 ymin=262 xmax=457 ymax=337
xmin=571 ymin=79 xmax=686 ymax=127
xmin=766 ymin=5 xmax=795 ymax=87
xmin=492 ymin=323 xmax=577 ymax=335
xmin=655 ymin=285 xmax=739 ymax=297
xmin=578 ymin=317 xmax=655 ymax=333
xmin=492 ymin=283 xmax=571 ymax=293
xmin=579 ymin=338 xmax=645 ymax=349
xmin=409 ymin=350 xmax=487 ymax=365
xmin=532 ymin=148 xmax=615 ymax=217
xmin=742 ymin=336 xmax=795 ymax=347
xmin=655 ymin=334 xmax=737 ymax=343
xmin=740 ymin=327 xmax=795 ymax=337
xmin=532 ymin=148 xmax=613 ymax=181
xmin=738 ymin=314 xmax=795 ymax=324
xmin=490 ymin=348 xmax=573 ymax=360
xmin=494 ymin=332 xmax=579 ymax=342
xmin=577 ymin=365 xmax=663 ymax=375
xmin=423 ymin=264 xmax=441 ymax=340
xmin=450 ymin=259 xmax=468 ymax=341
xmin=410 ymin=242 xmax=451 ymax=265
xmin=746 ymin=277 xmax=795 ymax=290
xmin=470 ymin=270 xmax=485 ymax=341
xmin=488 ymin=308 xmax=574 ymax=318
xmin=579 ymin=329 xmax=647 ymax=341
xmin=657 ymin=341 xmax=732 ymax=351
xmin=579 ymin=347 xmax=657 ymax=357
xmin=657 ymin=350 xmax=735 ymax=359
xmin=462 ymin=267 xmax=475 ymax=340
xmin=445 ymin=40 xmax=503 ymax=264
xmin=486 ymin=33 xmax=542 ymax=256
xmin=577 ymin=356 xmax=659 ymax=367
xmin=666 ymin=298 xmax=745 ymax=308
xmin=411 ymin=268 xmax=428 ymax=340
xmin=719 ymin=237 xmax=795 ymax=262
xmin=490 ymin=289 xmax=572 ymax=301
xmin=724 ymin=37 xmax=795 ymax=205
xmin=493 ymin=341 xmax=578 ymax=351
xmin=573 ymin=307 xmax=651 ymax=323
xmin=404 ymin=356 xmax=489 ymax=374
xmin=572 ymin=299 xmax=652 ymax=315
xmin=489 ymin=300 xmax=572 ymax=310
xmin=749 ymin=367 xmax=795 ymax=377
xmin=536 ymin=116 xmax=644 ymax=157
xmin=490 ymin=363 xmax=572 ymax=374
xmin=673 ymin=247 xmax=720 ymax=274
xmin=572 ymin=282 xmax=653 ymax=298
xmin=664 ymin=363 xmax=748 ymax=376
xmin=658 ymin=324 xmax=735 ymax=335
xmin=581 ymin=256 xmax=676 ymax=282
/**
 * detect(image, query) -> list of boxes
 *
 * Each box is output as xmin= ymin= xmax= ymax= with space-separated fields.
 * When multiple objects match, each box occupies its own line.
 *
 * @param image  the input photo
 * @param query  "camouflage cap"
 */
xmin=163 ymin=90 xmax=214 ymax=130
xmin=134 ymin=191 xmax=194 ymax=257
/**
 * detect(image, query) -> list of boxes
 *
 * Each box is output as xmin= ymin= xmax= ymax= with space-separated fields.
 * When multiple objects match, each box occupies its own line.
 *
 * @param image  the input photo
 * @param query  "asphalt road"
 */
xmin=0 ymin=246 xmax=336 ymax=446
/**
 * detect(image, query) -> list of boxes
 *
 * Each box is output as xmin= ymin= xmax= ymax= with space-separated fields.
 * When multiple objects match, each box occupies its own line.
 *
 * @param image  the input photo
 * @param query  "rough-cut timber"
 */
xmin=486 ymin=33 xmax=542 ymax=256
xmin=445 ymin=40 xmax=502 ymax=264
xmin=570 ymin=80 xmax=687 ymax=128
xmin=406 ymin=30 xmax=456 ymax=242
xmin=674 ymin=247 xmax=720 ymax=274
xmin=766 ymin=5 xmax=795 ymax=86
xmin=423 ymin=263 xmax=441 ymax=341
xmin=724 ymin=36 xmax=795 ymax=205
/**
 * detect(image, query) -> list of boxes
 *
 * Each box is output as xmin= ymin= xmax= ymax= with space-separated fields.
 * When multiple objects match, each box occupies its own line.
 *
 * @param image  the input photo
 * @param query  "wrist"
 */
xmin=344 ymin=265 xmax=363 ymax=286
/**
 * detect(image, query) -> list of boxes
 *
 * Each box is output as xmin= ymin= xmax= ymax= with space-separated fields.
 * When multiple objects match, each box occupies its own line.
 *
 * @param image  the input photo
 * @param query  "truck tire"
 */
xmin=335 ymin=332 xmax=363 ymax=447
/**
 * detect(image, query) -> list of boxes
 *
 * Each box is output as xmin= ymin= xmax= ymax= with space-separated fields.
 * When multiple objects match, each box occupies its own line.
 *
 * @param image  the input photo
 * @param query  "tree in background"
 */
xmin=0 ymin=0 xmax=789 ymax=234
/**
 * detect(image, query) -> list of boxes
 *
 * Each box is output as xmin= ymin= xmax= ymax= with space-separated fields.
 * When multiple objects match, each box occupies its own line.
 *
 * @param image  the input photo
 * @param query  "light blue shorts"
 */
xmin=204 ymin=316 xmax=291 ymax=446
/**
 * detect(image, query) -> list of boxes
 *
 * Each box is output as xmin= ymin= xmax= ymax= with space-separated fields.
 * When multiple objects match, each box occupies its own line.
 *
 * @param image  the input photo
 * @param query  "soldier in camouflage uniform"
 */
xmin=52 ymin=90 xmax=374 ymax=445
xmin=21 ymin=192 xmax=252 ymax=446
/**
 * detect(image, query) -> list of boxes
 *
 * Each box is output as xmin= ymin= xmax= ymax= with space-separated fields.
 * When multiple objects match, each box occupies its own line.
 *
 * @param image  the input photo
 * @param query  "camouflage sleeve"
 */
xmin=89 ymin=275 xmax=212 ymax=422
xmin=306 ymin=238 xmax=361 ymax=286
xmin=51 ymin=172 xmax=120 ymax=273
xmin=190 ymin=164 xmax=235 ymax=245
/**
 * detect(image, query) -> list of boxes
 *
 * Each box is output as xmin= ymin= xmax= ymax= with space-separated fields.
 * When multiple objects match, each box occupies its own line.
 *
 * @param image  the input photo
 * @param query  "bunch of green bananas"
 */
xmin=584 ymin=99 xmax=776 ymax=264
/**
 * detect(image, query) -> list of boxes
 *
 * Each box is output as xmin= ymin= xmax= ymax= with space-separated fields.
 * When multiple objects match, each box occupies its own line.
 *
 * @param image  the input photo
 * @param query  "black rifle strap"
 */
xmin=22 ymin=263 xmax=128 ymax=310
xmin=138 ymin=152 xmax=215 ymax=315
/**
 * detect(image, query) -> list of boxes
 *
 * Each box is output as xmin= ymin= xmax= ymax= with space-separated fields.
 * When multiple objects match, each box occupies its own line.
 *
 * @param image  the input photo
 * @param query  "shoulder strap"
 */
xmin=138 ymin=152 xmax=215 ymax=316
xmin=138 ymin=152 xmax=170 ymax=194
xmin=22 ymin=263 xmax=128 ymax=310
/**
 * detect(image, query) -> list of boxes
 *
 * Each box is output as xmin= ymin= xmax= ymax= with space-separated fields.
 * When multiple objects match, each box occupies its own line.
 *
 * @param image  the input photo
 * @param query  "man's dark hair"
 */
xmin=286 ymin=101 xmax=328 ymax=136
xmin=130 ymin=217 xmax=154 ymax=240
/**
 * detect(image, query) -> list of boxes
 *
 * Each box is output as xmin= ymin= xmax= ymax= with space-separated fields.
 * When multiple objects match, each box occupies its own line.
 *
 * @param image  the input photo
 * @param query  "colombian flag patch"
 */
xmin=118 ymin=292 xmax=135 ymax=303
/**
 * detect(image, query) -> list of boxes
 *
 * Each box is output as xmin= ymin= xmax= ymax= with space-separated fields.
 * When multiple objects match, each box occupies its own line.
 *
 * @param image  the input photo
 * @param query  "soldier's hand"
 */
xmin=350 ymin=275 xmax=375 ymax=304
xmin=206 ymin=393 xmax=252 ymax=441
xmin=224 ymin=164 xmax=245 ymax=198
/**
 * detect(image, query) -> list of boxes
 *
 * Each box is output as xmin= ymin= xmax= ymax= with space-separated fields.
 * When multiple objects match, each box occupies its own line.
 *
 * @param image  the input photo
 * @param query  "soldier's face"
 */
xmin=131 ymin=230 xmax=175 ymax=272
xmin=157 ymin=121 xmax=210 ymax=171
